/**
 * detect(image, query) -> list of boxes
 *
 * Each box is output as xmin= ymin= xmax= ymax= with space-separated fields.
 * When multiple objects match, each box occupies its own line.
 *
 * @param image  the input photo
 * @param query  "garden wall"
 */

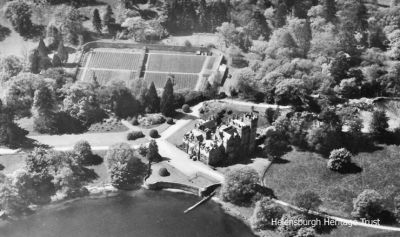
xmin=81 ymin=41 xmax=204 ymax=53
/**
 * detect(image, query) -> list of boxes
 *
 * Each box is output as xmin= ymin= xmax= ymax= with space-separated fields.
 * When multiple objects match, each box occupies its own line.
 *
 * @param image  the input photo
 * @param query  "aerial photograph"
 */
xmin=0 ymin=0 xmax=400 ymax=236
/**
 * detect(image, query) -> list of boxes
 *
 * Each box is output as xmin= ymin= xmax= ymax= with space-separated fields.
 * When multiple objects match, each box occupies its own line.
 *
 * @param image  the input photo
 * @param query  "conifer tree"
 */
xmin=145 ymin=82 xmax=160 ymax=113
xmin=29 ymin=49 xmax=40 ymax=74
xmin=32 ymin=85 xmax=58 ymax=134
xmin=92 ymin=9 xmax=102 ymax=33
xmin=0 ymin=100 xmax=28 ymax=147
xmin=160 ymin=77 xmax=175 ymax=117
xmin=57 ymin=39 xmax=68 ymax=63
xmin=52 ymin=54 xmax=62 ymax=67
xmin=146 ymin=139 xmax=161 ymax=163
xmin=102 ymin=5 xmax=115 ymax=28
xmin=37 ymin=38 xmax=48 ymax=58
xmin=198 ymin=0 xmax=208 ymax=32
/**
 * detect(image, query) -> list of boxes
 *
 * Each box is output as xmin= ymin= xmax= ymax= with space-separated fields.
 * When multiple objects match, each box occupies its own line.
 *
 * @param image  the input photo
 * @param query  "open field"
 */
xmin=144 ymin=72 xmax=198 ymax=90
xmin=147 ymin=53 xmax=206 ymax=73
xmin=264 ymin=145 xmax=400 ymax=218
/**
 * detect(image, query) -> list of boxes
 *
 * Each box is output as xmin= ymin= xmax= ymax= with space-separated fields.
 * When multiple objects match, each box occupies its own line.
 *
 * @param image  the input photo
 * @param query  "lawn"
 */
xmin=264 ymin=145 xmax=400 ymax=218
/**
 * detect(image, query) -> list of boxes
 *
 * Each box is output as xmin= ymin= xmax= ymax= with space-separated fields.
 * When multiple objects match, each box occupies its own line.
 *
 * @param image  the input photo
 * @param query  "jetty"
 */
xmin=184 ymin=191 xmax=216 ymax=214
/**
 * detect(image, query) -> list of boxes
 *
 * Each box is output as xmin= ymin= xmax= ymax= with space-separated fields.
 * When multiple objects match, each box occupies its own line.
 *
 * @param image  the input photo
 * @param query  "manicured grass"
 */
xmin=264 ymin=145 xmax=400 ymax=218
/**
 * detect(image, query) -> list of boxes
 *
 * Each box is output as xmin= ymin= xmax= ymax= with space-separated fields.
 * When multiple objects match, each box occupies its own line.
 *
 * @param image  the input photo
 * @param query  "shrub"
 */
xmin=395 ymin=195 xmax=400 ymax=222
xmin=127 ymin=131 xmax=145 ymax=140
xmin=327 ymin=148 xmax=352 ymax=172
xmin=0 ymin=164 xmax=4 ymax=171
xmin=250 ymin=197 xmax=285 ymax=230
xmin=149 ymin=129 xmax=159 ymax=138
xmin=370 ymin=110 xmax=389 ymax=140
xmin=277 ymin=212 xmax=308 ymax=237
xmin=199 ymin=108 xmax=205 ymax=114
xmin=139 ymin=114 xmax=165 ymax=126
xmin=227 ymin=110 xmax=233 ymax=115
xmin=352 ymin=189 xmax=384 ymax=220
xmin=184 ymin=40 xmax=192 ymax=48
xmin=166 ymin=118 xmax=174 ymax=124
xmin=158 ymin=167 xmax=170 ymax=177
xmin=131 ymin=118 xmax=139 ymax=125
xmin=221 ymin=166 xmax=260 ymax=205
xmin=292 ymin=190 xmax=322 ymax=211
xmin=184 ymin=91 xmax=206 ymax=106
xmin=138 ymin=144 xmax=148 ymax=157
xmin=147 ymin=139 xmax=161 ymax=163
xmin=73 ymin=140 xmax=93 ymax=165
xmin=182 ymin=104 xmax=190 ymax=113
xmin=296 ymin=227 xmax=316 ymax=237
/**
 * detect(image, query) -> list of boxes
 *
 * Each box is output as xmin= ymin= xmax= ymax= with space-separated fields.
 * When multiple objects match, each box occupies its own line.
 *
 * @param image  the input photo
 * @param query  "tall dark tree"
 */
xmin=321 ymin=0 xmax=337 ymax=22
xmin=29 ymin=49 xmax=40 ymax=74
xmin=52 ymin=54 xmax=62 ymax=67
xmin=198 ymin=0 xmax=209 ymax=32
xmin=102 ymin=5 xmax=115 ymax=29
xmin=146 ymin=139 xmax=161 ymax=163
xmin=0 ymin=100 xmax=28 ymax=147
xmin=145 ymin=82 xmax=160 ymax=113
xmin=32 ymin=85 xmax=58 ymax=134
xmin=370 ymin=110 xmax=389 ymax=140
xmin=37 ymin=38 xmax=48 ymax=58
xmin=160 ymin=77 xmax=175 ymax=117
xmin=92 ymin=8 xmax=102 ymax=33
xmin=57 ymin=39 xmax=68 ymax=63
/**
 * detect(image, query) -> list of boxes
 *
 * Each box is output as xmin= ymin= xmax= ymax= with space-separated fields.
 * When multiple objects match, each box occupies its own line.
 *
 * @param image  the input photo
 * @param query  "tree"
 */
xmin=263 ymin=129 xmax=290 ymax=159
xmin=296 ymin=227 xmax=317 ymax=237
xmin=0 ymin=24 xmax=11 ymax=41
xmin=32 ymin=85 xmax=58 ymax=134
xmin=145 ymin=82 xmax=160 ymax=113
xmin=265 ymin=108 xmax=279 ymax=125
xmin=103 ymin=81 xmax=141 ymax=118
xmin=61 ymin=7 xmax=83 ymax=45
xmin=306 ymin=125 xmax=343 ymax=155
xmin=102 ymin=5 xmax=115 ymax=29
xmin=73 ymin=140 xmax=93 ymax=165
xmin=106 ymin=143 xmax=146 ymax=190
xmin=0 ymin=100 xmax=28 ymax=148
xmin=146 ymin=140 xmax=161 ymax=163
xmin=321 ymin=0 xmax=336 ymax=22
xmin=57 ymin=39 xmax=68 ymax=63
xmin=221 ymin=166 xmax=260 ymax=205
xmin=277 ymin=212 xmax=308 ymax=237
xmin=12 ymin=169 xmax=55 ymax=205
xmin=52 ymin=54 xmax=62 ymax=67
xmin=29 ymin=49 xmax=40 ymax=74
xmin=395 ymin=194 xmax=400 ymax=222
xmin=327 ymin=148 xmax=352 ymax=172
xmin=0 ymin=55 xmax=24 ymax=82
xmin=352 ymin=189 xmax=384 ymax=220
xmin=46 ymin=23 xmax=59 ymax=49
xmin=160 ymin=77 xmax=175 ymax=117
xmin=250 ymin=197 xmax=285 ymax=230
xmin=37 ymin=38 xmax=48 ymax=58
xmin=370 ymin=110 xmax=389 ymax=140
xmin=92 ymin=9 xmax=102 ymax=33
xmin=0 ymin=177 xmax=29 ymax=217
xmin=287 ymin=18 xmax=312 ymax=57
xmin=197 ymin=0 xmax=209 ymax=31
xmin=5 ymin=1 xmax=33 ymax=37
xmin=293 ymin=190 xmax=322 ymax=211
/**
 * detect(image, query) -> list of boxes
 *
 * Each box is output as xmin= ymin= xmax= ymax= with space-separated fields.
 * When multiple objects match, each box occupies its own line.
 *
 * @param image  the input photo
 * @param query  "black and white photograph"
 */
xmin=0 ymin=0 xmax=400 ymax=236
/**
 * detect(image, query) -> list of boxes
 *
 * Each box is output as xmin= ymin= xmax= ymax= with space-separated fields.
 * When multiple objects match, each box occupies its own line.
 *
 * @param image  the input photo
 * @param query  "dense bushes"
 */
xmin=158 ymin=167 xmax=169 ymax=177
xmin=106 ymin=143 xmax=146 ymax=190
xmin=250 ymin=197 xmax=285 ymax=230
xmin=221 ymin=167 xmax=260 ymax=205
xmin=127 ymin=131 xmax=145 ymax=140
xmin=182 ymin=104 xmax=190 ymax=113
xmin=166 ymin=118 xmax=174 ymax=124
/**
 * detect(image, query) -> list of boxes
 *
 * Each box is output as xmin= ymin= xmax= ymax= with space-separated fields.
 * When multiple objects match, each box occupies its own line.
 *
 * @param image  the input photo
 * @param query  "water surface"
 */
xmin=0 ymin=190 xmax=255 ymax=237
